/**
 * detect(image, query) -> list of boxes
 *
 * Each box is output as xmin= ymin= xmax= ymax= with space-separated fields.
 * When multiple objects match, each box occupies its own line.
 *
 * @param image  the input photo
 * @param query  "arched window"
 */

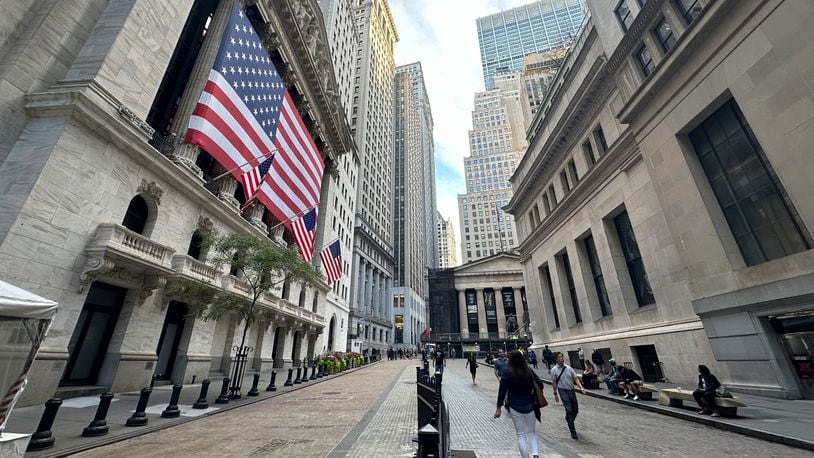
xmin=187 ymin=231 xmax=204 ymax=260
xmin=122 ymin=195 xmax=149 ymax=234
xmin=282 ymin=281 xmax=290 ymax=300
xmin=327 ymin=316 xmax=336 ymax=351
xmin=298 ymin=288 xmax=306 ymax=308
xmin=312 ymin=292 xmax=319 ymax=313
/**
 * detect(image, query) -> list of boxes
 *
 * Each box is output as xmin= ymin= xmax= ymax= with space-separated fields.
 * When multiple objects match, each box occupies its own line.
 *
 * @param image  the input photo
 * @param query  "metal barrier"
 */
xmin=415 ymin=367 xmax=450 ymax=457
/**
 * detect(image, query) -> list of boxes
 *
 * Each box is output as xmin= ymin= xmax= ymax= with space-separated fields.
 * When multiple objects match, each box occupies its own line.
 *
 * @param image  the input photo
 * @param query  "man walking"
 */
xmin=493 ymin=349 xmax=509 ymax=381
xmin=434 ymin=349 xmax=445 ymax=374
xmin=551 ymin=352 xmax=585 ymax=440
xmin=542 ymin=345 xmax=554 ymax=371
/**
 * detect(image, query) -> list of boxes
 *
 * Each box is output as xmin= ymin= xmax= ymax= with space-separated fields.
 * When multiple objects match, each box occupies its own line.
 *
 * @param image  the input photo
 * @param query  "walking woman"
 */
xmin=465 ymin=352 xmax=478 ymax=383
xmin=495 ymin=350 xmax=544 ymax=458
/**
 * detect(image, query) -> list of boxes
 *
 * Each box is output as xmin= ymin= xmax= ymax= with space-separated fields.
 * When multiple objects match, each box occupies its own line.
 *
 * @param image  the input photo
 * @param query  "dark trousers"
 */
xmin=558 ymin=388 xmax=579 ymax=432
xmin=693 ymin=389 xmax=716 ymax=411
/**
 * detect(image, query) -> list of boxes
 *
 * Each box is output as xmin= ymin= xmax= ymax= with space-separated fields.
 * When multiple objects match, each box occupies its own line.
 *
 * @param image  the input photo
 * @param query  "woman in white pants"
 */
xmin=494 ymin=350 xmax=543 ymax=458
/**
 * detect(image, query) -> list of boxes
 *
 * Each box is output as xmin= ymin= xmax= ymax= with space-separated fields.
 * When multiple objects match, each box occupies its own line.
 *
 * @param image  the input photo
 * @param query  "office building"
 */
xmin=437 ymin=212 xmax=458 ymax=268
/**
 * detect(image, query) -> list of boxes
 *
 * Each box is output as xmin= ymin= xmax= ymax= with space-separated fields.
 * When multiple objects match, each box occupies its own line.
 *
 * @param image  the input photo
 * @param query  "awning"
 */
xmin=0 ymin=280 xmax=58 ymax=320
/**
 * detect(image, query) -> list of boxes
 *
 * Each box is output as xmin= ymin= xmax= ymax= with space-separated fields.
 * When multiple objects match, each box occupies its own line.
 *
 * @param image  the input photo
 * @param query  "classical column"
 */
xmin=244 ymin=202 xmax=265 ymax=231
xmin=364 ymin=264 xmax=373 ymax=316
xmin=212 ymin=164 xmax=239 ymax=209
xmin=169 ymin=0 xmax=233 ymax=177
xmin=458 ymin=290 xmax=468 ymax=338
xmin=514 ymin=287 xmax=528 ymax=324
xmin=351 ymin=253 xmax=362 ymax=310
xmin=475 ymin=289 xmax=487 ymax=336
xmin=271 ymin=225 xmax=285 ymax=243
xmin=372 ymin=272 xmax=380 ymax=320
xmin=495 ymin=287 xmax=507 ymax=338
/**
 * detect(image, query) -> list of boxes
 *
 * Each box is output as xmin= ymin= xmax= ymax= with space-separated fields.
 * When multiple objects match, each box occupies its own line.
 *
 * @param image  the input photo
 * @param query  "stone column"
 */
xmin=458 ymin=290 xmax=469 ymax=338
xmin=495 ymin=287 xmax=507 ymax=338
xmin=514 ymin=287 xmax=528 ymax=324
xmin=244 ymin=202 xmax=265 ymax=231
xmin=271 ymin=224 xmax=285 ymax=243
xmin=475 ymin=289 xmax=487 ymax=336
xmin=212 ymin=164 xmax=240 ymax=209
xmin=364 ymin=264 xmax=373 ymax=316
xmin=259 ymin=320 xmax=276 ymax=372
xmin=351 ymin=253 xmax=361 ymax=310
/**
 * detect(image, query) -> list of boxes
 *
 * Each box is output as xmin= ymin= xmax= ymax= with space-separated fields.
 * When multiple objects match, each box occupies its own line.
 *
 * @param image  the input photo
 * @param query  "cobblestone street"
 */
xmin=71 ymin=360 xmax=810 ymax=457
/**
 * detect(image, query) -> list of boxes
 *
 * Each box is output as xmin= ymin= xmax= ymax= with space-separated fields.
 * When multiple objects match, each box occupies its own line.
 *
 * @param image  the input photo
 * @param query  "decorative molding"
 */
xmin=197 ymin=216 xmax=214 ymax=231
xmin=137 ymin=179 xmax=165 ymax=205
xmin=78 ymin=256 xmax=115 ymax=292
xmin=117 ymin=104 xmax=155 ymax=137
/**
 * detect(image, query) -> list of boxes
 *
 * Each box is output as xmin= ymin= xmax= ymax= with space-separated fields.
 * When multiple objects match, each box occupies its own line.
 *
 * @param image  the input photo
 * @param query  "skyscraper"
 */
xmin=519 ymin=48 xmax=567 ymax=123
xmin=437 ymin=212 xmax=458 ymax=268
xmin=348 ymin=0 xmax=398 ymax=353
xmin=477 ymin=0 xmax=584 ymax=89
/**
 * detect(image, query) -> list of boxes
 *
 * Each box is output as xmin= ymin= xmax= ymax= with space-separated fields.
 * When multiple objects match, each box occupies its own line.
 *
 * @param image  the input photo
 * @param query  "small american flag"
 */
xmin=320 ymin=240 xmax=342 ymax=284
xmin=185 ymin=1 xmax=324 ymax=231
xmin=240 ymin=153 xmax=274 ymax=203
xmin=292 ymin=207 xmax=317 ymax=262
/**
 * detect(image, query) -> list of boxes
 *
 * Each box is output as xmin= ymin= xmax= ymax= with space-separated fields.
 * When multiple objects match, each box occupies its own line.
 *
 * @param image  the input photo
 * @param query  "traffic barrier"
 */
xmin=265 ymin=371 xmax=278 ymax=391
xmin=284 ymin=368 xmax=294 ymax=386
xmin=193 ymin=380 xmax=210 ymax=409
xmin=126 ymin=388 xmax=152 ymax=426
xmin=82 ymin=392 xmax=114 ymax=437
xmin=27 ymin=398 xmax=62 ymax=451
xmin=215 ymin=378 xmax=230 ymax=404
xmin=161 ymin=384 xmax=182 ymax=418
xmin=247 ymin=373 xmax=261 ymax=396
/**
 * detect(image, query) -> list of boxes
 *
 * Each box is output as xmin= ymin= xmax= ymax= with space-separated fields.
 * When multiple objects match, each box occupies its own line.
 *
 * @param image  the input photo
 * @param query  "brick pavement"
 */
xmin=73 ymin=360 xmax=414 ymax=458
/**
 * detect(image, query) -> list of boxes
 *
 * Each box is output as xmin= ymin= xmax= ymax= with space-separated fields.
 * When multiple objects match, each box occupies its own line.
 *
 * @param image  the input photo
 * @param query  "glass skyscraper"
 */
xmin=477 ymin=0 xmax=585 ymax=89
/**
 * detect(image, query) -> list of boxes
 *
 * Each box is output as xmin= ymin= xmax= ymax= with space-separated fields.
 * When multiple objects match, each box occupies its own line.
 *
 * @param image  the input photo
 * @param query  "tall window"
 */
xmin=584 ymin=235 xmax=611 ymax=317
xmin=122 ymin=196 xmax=149 ymax=235
xmin=615 ymin=0 xmax=634 ymax=32
xmin=583 ymin=140 xmax=596 ymax=167
xmin=560 ymin=170 xmax=571 ymax=194
xmin=653 ymin=17 xmax=677 ymax=53
xmin=593 ymin=126 xmax=608 ymax=155
xmin=541 ymin=265 xmax=560 ymax=329
xmin=674 ymin=0 xmax=703 ymax=24
xmin=187 ymin=231 xmax=204 ymax=260
xmin=636 ymin=44 xmax=655 ymax=77
xmin=560 ymin=252 xmax=582 ymax=323
xmin=688 ymin=100 xmax=811 ymax=266
xmin=568 ymin=159 xmax=579 ymax=184
xmin=614 ymin=210 xmax=655 ymax=306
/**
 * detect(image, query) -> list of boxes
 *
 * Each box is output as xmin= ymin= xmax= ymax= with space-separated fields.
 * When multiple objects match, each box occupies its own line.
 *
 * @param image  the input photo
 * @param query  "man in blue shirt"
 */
xmin=493 ymin=349 xmax=509 ymax=380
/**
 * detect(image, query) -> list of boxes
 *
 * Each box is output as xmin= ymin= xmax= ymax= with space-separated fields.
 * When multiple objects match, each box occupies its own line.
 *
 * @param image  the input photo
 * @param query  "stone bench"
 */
xmin=617 ymin=382 xmax=657 ymax=400
xmin=659 ymin=388 xmax=747 ymax=417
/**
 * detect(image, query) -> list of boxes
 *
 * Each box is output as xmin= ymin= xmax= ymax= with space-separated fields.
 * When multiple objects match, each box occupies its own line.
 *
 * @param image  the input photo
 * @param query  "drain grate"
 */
xmin=250 ymin=438 xmax=313 ymax=455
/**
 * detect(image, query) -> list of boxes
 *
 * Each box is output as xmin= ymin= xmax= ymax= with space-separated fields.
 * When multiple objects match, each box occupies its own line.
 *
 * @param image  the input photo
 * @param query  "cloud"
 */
xmin=390 ymin=0 xmax=530 ymax=264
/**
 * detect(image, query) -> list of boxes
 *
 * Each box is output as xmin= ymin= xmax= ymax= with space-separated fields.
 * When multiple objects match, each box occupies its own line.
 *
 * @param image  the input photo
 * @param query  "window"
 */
xmin=560 ymin=170 xmax=571 ymax=193
xmin=654 ymin=17 xmax=677 ymax=53
xmin=688 ymin=100 xmax=811 ymax=266
xmin=674 ymin=0 xmax=702 ymax=24
xmin=613 ymin=210 xmax=655 ymax=306
xmin=615 ymin=0 xmax=634 ymax=32
xmin=593 ymin=126 xmax=608 ymax=155
xmin=636 ymin=44 xmax=655 ymax=77
xmin=187 ymin=231 xmax=204 ymax=260
xmin=568 ymin=159 xmax=579 ymax=184
xmin=584 ymin=235 xmax=611 ymax=317
xmin=122 ymin=196 xmax=149 ymax=235
xmin=560 ymin=252 xmax=582 ymax=323
xmin=582 ymin=140 xmax=596 ymax=167
xmin=541 ymin=265 xmax=560 ymax=329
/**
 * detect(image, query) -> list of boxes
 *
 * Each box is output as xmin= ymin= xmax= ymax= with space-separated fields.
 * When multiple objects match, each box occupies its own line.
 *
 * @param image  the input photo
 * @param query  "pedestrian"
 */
xmin=605 ymin=359 xmax=622 ymax=395
xmin=542 ymin=345 xmax=553 ymax=371
xmin=434 ymin=349 xmax=445 ymax=374
xmin=551 ymin=351 xmax=585 ymax=440
xmin=451 ymin=348 xmax=456 ymax=360
xmin=618 ymin=366 xmax=644 ymax=400
xmin=577 ymin=347 xmax=585 ymax=369
xmin=465 ymin=353 xmax=478 ymax=383
xmin=693 ymin=364 xmax=722 ymax=417
xmin=494 ymin=349 xmax=509 ymax=381
xmin=495 ymin=350 xmax=545 ymax=458
xmin=529 ymin=350 xmax=538 ymax=369
xmin=591 ymin=349 xmax=605 ymax=375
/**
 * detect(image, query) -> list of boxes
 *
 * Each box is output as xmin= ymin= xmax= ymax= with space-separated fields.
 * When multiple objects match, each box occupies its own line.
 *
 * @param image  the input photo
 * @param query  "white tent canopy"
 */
xmin=0 ymin=280 xmax=58 ymax=320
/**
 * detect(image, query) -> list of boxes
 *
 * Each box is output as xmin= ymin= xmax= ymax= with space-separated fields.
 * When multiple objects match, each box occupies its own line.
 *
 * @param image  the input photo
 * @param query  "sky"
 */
xmin=390 ymin=0 xmax=531 ymax=264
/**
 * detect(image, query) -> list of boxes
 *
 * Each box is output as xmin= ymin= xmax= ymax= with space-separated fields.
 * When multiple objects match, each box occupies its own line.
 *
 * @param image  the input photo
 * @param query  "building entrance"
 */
xmin=633 ymin=344 xmax=662 ymax=382
xmin=155 ymin=301 xmax=187 ymax=381
xmin=770 ymin=311 xmax=814 ymax=399
xmin=61 ymin=282 xmax=127 ymax=386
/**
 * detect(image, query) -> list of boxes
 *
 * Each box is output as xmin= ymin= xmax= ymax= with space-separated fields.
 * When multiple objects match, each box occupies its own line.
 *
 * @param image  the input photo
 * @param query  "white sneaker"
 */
xmin=624 ymin=394 xmax=630 ymax=399
xmin=633 ymin=396 xmax=640 ymax=401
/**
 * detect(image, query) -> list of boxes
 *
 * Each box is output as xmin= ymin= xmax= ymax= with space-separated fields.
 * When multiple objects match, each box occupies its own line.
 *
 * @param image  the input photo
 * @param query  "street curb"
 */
xmin=35 ymin=361 xmax=384 ymax=458
xmin=483 ymin=362 xmax=814 ymax=452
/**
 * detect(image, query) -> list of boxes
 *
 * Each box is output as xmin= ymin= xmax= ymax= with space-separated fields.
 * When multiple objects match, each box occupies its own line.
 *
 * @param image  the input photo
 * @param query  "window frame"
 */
xmin=584 ymin=235 xmax=611 ymax=317
xmin=560 ymin=251 xmax=582 ymax=324
xmin=613 ymin=210 xmax=656 ymax=307
xmin=635 ymin=43 xmax=655 ymax=78
xmin=674 ymin=0 xmax=702 ymax=24
xmin=653 ymin=16 xmax=677 ymax=53
xmin=614 ymin=0 xmax=634 ymax=32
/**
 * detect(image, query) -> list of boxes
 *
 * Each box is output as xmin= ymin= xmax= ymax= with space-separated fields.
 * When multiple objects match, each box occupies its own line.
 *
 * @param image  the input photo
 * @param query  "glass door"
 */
xmin=154 ymin=301 xmax=187 ymax=381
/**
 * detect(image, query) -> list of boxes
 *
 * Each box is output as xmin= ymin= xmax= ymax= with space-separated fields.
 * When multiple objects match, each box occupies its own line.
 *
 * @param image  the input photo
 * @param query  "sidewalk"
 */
xmin=527 ymin=364 xmax=814 ymax=452
xmin=6 ymin=362 xmax=381 ymax=457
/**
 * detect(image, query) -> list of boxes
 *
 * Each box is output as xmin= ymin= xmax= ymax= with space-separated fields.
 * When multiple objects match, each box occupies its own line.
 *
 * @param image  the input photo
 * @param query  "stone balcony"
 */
xmin=222 ymin=275 xmax=253 ymax=298
xmin=169 ymin=254 xmax=222 ymax=288
xmin=79 ymin=223 xmax=175 ymax=298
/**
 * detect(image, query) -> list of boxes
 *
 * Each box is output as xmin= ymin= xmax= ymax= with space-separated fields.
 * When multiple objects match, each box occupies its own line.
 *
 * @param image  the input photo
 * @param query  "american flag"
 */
xmin=240 ymin=153 xmax=274 ymax=204
xmin=185 ymin=1 xmax=324 ymax=232
xmin=292 ymin=207 xmax=317 ymax=262
xmin=320 ymin=240 xmax=342 ymax=284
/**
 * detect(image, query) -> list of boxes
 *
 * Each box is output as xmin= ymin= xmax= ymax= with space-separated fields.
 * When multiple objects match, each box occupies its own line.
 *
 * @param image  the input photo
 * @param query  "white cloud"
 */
xmin=390 ymin=0 xmax=530 ymax=264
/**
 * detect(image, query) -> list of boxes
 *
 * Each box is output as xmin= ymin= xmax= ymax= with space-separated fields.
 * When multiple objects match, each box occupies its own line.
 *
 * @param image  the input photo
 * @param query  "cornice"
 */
xmin=516 ymin=128 xmax=638 ymax=262
xmin=605 ymin=0 xmax=667 ymax=74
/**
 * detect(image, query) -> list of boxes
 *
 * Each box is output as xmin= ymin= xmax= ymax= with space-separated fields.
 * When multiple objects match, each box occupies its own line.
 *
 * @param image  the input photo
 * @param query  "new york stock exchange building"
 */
xmin=0 ymin=0 xmax=355 ymax=407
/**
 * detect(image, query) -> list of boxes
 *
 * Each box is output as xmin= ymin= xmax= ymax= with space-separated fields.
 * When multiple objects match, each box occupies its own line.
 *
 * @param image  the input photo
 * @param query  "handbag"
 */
xmin=532 ymin=374 xmax=548 ymax=408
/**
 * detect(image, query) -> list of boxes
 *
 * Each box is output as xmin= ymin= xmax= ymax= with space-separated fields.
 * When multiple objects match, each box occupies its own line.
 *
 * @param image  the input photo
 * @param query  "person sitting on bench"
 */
xmin=582 ymin=362 xmax=598 ymax=388
xmin=693 ymin=364 xmax=722 ymax=417
xmin=605 ymin=359 xmax=621 ymax=395
xmin=619 ymin=366 xmax=644 ymax=400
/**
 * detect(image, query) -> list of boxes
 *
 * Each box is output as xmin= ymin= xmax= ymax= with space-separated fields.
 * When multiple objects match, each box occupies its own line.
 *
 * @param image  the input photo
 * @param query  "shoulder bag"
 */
xmin=532 ymin=373 xmax=548 ymax=408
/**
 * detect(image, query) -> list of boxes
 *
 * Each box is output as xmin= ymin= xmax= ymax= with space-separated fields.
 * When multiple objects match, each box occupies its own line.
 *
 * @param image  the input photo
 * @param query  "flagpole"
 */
xmin=203 ymin=148 xmax=278 ymax=186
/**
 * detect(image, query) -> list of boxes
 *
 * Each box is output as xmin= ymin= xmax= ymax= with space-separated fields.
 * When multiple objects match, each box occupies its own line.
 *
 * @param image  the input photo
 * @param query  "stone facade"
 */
xmin=508 ymin=0 xmax=814 ymax=398
xmin=0 ymin=0 xmax=354 ymax=407
xmin=436 ymin=211 xmax=457 ymax=269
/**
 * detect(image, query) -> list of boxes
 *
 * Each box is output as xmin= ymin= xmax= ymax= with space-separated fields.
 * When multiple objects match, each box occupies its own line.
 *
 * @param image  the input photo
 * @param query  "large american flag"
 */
xmin=320 ymin=240 xmax=343 ymax=284
xmin=292 ymin=207 xmax=317 ymax=262
xmin=185 ymin=1 xmax=324 ymax=239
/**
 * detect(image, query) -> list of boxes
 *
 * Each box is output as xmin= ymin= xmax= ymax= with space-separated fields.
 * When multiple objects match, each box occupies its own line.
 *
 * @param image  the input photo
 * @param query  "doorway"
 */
xmin=633 ymin=344 xmax=662 ymax=382
xmin=61 ymin=283 xmax=127 ymax=386
xmin=770 ymin=311 xmax=814 ymax=399
xmin=155 ymin=301 xmax=187 ymax=381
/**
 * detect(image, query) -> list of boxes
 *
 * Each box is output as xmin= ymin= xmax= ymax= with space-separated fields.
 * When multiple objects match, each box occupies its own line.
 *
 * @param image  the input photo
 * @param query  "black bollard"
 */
xmin=247 ymin=373 xmax=261 ymax=396
xmin=294 ymin=367 xmax=302 ymax=384
xmin=150 ymin=373 xmax=157 ymax=389
xmin=215 ymin=378 xmax=230 ymax=404
xmin=82 ymin=392 xmax=114 ymax=437
xmin=161 ymin=384 xmax=183 ymax=418
xmin=193 ymin=379 xmax=210 ymax=409
xmin=284 ymin=368 xmax=294 ymax=386
xmin=126 ymin=388 xmax=153 ymax=426
xmin=310 ymin=365 xmax=317 ymax=380
xmin=27 ymin=398 xmax=62 ymax=451
xmin=317 ymin=365 xmax=324 ymax=378
xmin=265 ymin=371 xmax=278 ymax=391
